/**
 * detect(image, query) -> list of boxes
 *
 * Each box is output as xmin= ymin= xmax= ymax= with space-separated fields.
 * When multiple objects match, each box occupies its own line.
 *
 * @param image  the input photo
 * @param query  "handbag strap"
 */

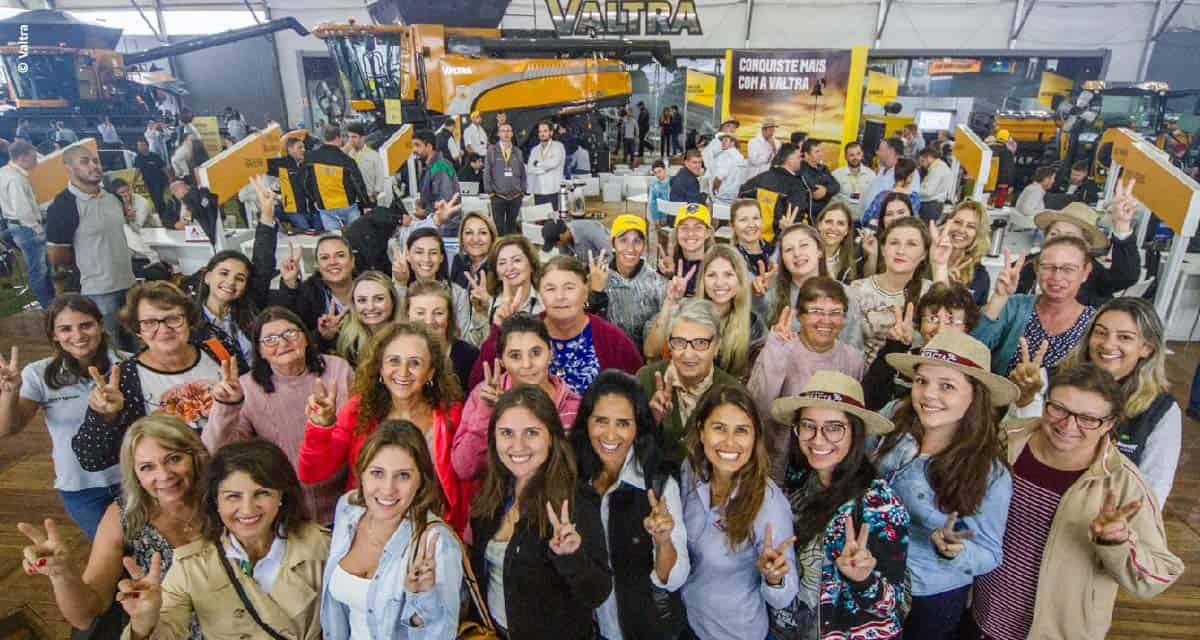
xmin=443 ymin=526 xmax=497 ymax=632
xmin=216 ymin=543 xmax=292 ymax=640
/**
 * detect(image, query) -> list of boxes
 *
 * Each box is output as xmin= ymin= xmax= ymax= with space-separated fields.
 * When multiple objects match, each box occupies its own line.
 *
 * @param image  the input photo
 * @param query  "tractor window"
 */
xmin=1097 ymin=94 xmax=1157 ymax=133
xmin=2 ymin=53 xmax=78 ymax=101
xmin=326 ymin=35 xmax=402 ymax=104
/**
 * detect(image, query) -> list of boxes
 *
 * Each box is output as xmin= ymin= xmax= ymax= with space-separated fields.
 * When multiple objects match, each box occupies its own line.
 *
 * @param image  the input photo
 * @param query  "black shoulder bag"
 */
xmin=216 ymin=547 xmax=293 ymax=640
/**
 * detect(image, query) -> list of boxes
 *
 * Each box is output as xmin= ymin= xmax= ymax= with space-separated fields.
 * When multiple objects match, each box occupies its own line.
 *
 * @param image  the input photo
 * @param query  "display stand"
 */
xmin=950 ymin=124 xmax=992 ymax=203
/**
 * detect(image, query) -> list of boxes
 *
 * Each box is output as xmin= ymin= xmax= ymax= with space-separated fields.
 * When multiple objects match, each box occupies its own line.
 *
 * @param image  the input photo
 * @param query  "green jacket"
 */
xmin=636 ymin=361 xmax=745 ymax=469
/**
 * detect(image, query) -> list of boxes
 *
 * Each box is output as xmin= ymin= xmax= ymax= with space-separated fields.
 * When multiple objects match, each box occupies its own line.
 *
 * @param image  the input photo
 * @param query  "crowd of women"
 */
xmin=7 ymin=172 xmax=1184 ymax=640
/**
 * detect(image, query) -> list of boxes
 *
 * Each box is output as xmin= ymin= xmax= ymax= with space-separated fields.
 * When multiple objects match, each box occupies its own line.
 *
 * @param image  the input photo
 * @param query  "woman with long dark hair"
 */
xmin=393 ymin=227 xmax=489 ymax=347
xmin=190 ymin=250 xmax=268 ymax=373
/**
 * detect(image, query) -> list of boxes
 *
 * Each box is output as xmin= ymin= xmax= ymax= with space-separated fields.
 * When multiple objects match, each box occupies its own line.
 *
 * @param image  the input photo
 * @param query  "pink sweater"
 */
xmin=203 ymin=354 xmax=353 ymax=524
xmin=451 ymin=372 xmax=581 ymax=481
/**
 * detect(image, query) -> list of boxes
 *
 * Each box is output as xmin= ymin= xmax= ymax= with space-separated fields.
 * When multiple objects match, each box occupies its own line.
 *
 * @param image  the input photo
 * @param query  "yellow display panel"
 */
xmin=865 ymin=71 xmax=899 ymax=106
xmin=379 ymin=125 xmax=414 ymax=175
xmin=197 ymin=124 xmax=283 ymax=204
xmin=1111 ymin=128 xmax=1200 ymax=235
xmin=1037 ymin=71 xmax=1073 ymax=108
xmin=31 ymin=139 xmax=98 ymax=206
xmin=686 ymin=69 xmax=717 ymax=108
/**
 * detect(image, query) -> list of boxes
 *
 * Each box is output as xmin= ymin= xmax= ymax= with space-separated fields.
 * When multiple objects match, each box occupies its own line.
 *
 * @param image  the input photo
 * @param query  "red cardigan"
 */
xmin=297 ymin=395 xmax=473 ymax=536
xmin=467 ymin=313 xmax=644 ymax=391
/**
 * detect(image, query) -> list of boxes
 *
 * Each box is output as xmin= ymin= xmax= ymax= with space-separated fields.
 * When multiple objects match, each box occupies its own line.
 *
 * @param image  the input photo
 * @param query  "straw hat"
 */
xmin=886 ymin=332 xmax=1019 ymax=406
xmin=1034 ymin=202 xmax=1109 ymax=251
xmin=770 ymin=371 xmax=895 ymax=435
xmin=761 ymin=119 xmax=778 ymax=129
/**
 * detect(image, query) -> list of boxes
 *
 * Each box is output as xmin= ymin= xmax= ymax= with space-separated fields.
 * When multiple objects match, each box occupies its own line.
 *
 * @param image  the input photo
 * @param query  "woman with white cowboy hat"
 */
xmin=771 ymin=371 xmax=909 ymax=640
xmin=872 ymin=331 xmax=1018 ymax=640
xmin=1014 ymin=181 xmax=1140 ymax=308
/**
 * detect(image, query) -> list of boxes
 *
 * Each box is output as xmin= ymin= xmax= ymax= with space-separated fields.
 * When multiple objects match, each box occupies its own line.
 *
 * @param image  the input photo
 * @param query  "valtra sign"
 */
xmin=545 ymin=0 xmax=703 ymax=36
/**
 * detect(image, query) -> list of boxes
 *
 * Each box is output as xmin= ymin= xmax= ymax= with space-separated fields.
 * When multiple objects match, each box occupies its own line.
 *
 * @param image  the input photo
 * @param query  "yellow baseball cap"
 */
xmin=996 ymin=129 xmax=1011 ymax=142
xmin=675 ymin=203 xmax=712 ymax=227
xmin=610 ymin=214 xmax=647 ymax=239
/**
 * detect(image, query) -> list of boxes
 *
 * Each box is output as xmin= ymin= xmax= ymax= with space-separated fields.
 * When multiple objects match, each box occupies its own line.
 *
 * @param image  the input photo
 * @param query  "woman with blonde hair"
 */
xmin=450 ymin=210 xmax=498 ymax=292
xmin=336 ymin=270 xmax=402 ymax=366
xmin=20 ymin=414 xmax=208 ymax=638
xmin=942 ymin=200 xmax=992 ymax=305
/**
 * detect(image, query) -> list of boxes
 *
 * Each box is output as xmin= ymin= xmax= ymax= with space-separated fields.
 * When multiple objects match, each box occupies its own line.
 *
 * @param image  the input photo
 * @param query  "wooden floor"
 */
xmin=0 ymin=308 xmax=1196 ymax=638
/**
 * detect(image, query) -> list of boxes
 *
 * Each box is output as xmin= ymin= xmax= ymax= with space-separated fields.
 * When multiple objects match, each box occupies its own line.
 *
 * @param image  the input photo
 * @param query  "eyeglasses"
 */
xmin=793 ymin=420 xmax=848 ymax=443
xmin=667 ymin=336 xmax=714 ymax=351
xmin=922 ymin=316 xmax=966 ymax=327
xmin=803 ymin=308 xmax=845 ymax=319
xmin=260 ymin=329 xmax=303 ymax=347
xmin=1037 ymin=263 xmax=1082 ymax=277
xmin=138 ymin=314 xmax=186 ymax=333
xmin=1044 ymin=400 xmax=1113 ymax=430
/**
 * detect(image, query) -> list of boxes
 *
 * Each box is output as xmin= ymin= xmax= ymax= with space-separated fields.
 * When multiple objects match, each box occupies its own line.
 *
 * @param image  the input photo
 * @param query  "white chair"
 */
xmin=521 ymin=203 xmax=554 ymax=223
xmin=522 ymin=222 xmax=544 ymax=246
xmin=712 ymin=201 xmax=732 ymax=223
xmin=602 ymin=179 xmax=623 ymax=203
xmin=581 ymin=176 xmax=600 ymax=197
xmin=521 ymin=194 xmax=535 ymax=208
xmin=461 ymin=196 xmax=489 ymax=215
xmin=623 ymin=174 xmax=651 ymax=198
xmin=633 ymin=165 xmax=652 ymax=176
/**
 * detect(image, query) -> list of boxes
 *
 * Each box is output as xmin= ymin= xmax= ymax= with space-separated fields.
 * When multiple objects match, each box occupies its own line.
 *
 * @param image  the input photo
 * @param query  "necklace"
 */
xmin=160 ymin=506 xmax=200 ymax=537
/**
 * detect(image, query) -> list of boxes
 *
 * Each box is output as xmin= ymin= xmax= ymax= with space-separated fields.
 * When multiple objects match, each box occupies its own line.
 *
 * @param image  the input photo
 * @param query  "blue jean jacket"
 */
xmin=874 ymin=433 xmax=1011 ymax=596
xmin=320 ymin=492 xmax=463 ymax=640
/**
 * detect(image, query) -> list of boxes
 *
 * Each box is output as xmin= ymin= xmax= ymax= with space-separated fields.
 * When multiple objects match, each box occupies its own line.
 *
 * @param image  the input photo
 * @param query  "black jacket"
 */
xmin=303 ymin=143 xmax=371 ymax=210
xmin=797 ymin=161 xmax=841 ymax=221
xmin=343 ymin=204 xmax=405 ymax=275
xmin=267 ymin=155 xmax=311 ymax=214
xmin=469 ymin=488 xmax=612 ymax=640
xmin=249 ymin=221 xmax=340 ymax=335
xmin=740 ymin=166 xmax=807 ymax=236
xmin=132 ymin=151 xmax=167 ymax=190
xmin=668 ymin=169 xmax=703 ymax=204
xmin=638 ymin=109 xmax=650 ymax=137
xmin=161 ymin=187 xmax=220 ymax=241
xmin=1015 ymin=231 xmax=1141 ymax=307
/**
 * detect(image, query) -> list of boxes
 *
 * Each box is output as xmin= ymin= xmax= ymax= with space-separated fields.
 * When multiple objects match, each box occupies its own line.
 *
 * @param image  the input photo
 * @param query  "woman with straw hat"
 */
xmin=872 ymin=331 xmax=1018 ymax=639
xmin=770 ymin=371 xmax=909 ymax=640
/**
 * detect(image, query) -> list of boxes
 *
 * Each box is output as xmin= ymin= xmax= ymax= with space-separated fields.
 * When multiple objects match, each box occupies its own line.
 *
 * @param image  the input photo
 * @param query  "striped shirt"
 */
xmin=973 ymin=445 xmax=1085 ymax=639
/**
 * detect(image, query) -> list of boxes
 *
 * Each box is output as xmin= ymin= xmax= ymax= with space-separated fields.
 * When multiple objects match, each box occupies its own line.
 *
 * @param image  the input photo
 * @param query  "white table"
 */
xmin=141 ymin=228 xmax=254 ymax=275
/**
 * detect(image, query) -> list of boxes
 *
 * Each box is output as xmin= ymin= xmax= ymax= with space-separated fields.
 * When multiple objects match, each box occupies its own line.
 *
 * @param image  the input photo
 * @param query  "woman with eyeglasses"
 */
xmin=771 ymin=372 xmax=909 ymax=639
xmin=749 ymin=277 xmax=864 ymax=482
xmin=1009 ymin=297 xmax=1180 ymax=507
xmin=72 ymin=282 xmax=229 ymax=475
xmin=335 ymin=271 xmax=402 ymax=366
xmin=966 ymin=364 xmax=1182 ymax=640
xmin=760 ymin=224 xmax=863 ymax=349
xmin=392 ymin=227 xmax=490 ymax=348
xmin=873 ymin=332 xmax=1016 ymax=639
xmin=202 ymin=307 xmax=353 ymax=525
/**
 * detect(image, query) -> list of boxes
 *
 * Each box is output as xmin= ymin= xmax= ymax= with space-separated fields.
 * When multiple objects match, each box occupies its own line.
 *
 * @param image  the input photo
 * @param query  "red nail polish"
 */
xmin=37 ymin=558 xmax=46 ymax=567
xmin=131 ymin=592 xmax=140 ymax=599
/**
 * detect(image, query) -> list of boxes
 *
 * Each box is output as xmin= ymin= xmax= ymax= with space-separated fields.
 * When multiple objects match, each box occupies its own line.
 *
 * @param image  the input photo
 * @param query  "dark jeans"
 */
xmin=59 ymin=484 xmax=120 ymax=540
xmin=491 ymin=196 xmax=523 ymax=236
xmin=903 ymin=584 xmax=972 ymax=640
xmin=623 ymin=138 xmax=636 ymax=161
xmin=1189 ymin=361 xmax=1200 ymax=413
xmin=534 ymin=193 xmax=559 ymax=211
xmin=279 ymin=205 xmax=323 ymax=232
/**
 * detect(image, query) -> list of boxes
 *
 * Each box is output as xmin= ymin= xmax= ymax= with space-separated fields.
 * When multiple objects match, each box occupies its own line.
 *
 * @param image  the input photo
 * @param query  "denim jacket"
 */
xmin=320 ymin=492 xmax=463 ymax=640
xmin=874 ymin=433 xmax=1011 ymax=596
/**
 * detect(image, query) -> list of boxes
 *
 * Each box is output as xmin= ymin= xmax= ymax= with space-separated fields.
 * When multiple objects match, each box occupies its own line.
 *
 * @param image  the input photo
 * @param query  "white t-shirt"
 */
xmin=21 ymin=354 xmax=125 ymax=491
xmin=135 ymin=351 xmax=222 ymax=434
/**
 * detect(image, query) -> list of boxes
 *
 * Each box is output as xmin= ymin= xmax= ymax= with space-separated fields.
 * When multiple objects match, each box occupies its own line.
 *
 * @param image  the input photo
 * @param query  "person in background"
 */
xmin=816 ymin=202 xmax=859 ymax=283
xmin=97 ymin=116 xmax=121 ymax=147
xmin=464 ymin=110 xmax=489 ymax=158
xmin=680 ymin=385 xmax=799 ymax=640
xmin=0 ymin=140 xmax=54 ymax=308
xmin=0 ymin=295 xmax=123 ymax=538
xmin=620 ymin=108 xmax=638 ymax=163
xmin=110 ymin=178 xmax=159 ymax=231
xmin=669 ymin=149 xmax=705 ymax=205
xmin=710 ymin=132 xmax=746 ymax=205
xmin=572 ymin=370 xmax=690 ymax=640
xmin=468 ymin=384 xmax=612 ymax=640
xmin=144 ymin=120 xmax=170 ymax=163
xmin=1013 ymin=166 xmax=1057 ymax=230
xmin=750 ymin=276 xmax=865 ymax=481
xmin=1009 ymin=297 xmax=1180 ymax=507
xmin=133 ymin=137 xmax=169 ymax=217
xmin=14 ymin=118 xmax=31 ymax=143
xmin=900 ymin=123 xmax=925 ymax=158
xmin=224 ymin=109 xmax=247 ymax=142
xmin=1060 ymin=160 xmax=1102 ymax=205
xmin=860 ymin=137 xmax=920 ymax=222
xmin=406 ymin=280 xmax=479 ymax=393
xmin=967 ymin=364 xmax=1183 ymax=640
xmin=739 ymin=143 xmax=807 ymax=236
xmin=730 ymin=199 xmax=772 ymax=278
xmin=917 ymin=147 xmax=955 ymax=223
xmin=334 ymin=271 xmax=401 ymax=366
xmin=703 ymin=118 xmax=740 ymax=170
xmin=658 ymin=108 xmax=672 ymax=158
xmin=797 ymin=138 xmax=841 ymax=222
xmin=116 ymin=439 xmax=329 ymax=640
xmin=458 ymin=151 xmax=485 ymax=185
xmin=435 ymin=118 xmax=462 ymax=167
xmin=488 ymin=111 xmax=508 ymax=145
xmin=47 ymin=146 xmax=136 ymax=341
xmin=669 ymin=106 xmax=684 ymax=156
xmin=484 ymin=121 xmax=526 ymax=236
xmin=876 ymin=332 xmax=1017 ymax=638
xmin=21 ymin=415 xmax=208 ymax=639
xmin=171 ymin=133 xmax=197 ymax=184
xmin=268 ymin=136 xmax=321 ymax=233
xmin=345 ymin=122 xmax=392 ymax=209
xmin=541 ymin=217 xmax=609 ymax=263
xmin=647 ymin=160 xmax=671 ymax=226
xmin=861 ymin=158 xmax=921 ymax=231
xmin=832 ymin=141 xmax=876 ymax=220
xmin=54 ymin=121 xmax=78 ymax=146
xmin=528 ymin=121 xmax=566 ymax=211
xmin=604 ymin=214 xmax=667 ymax=347
xmin=747 ymin=119 xmax=779 ymax=179
xmin=449 ymin=211 xmax=497 ymax=292
xmin=637 ymin=102 xmax=653 ymax=158
xmin=770 ymin=372 xmax=909 ymax=639
xmin=988 ymin=129 xmax=1016 ymax=207
xmin=411 ymin=129 xmax=463 ymax=259
xmin=943 ymin=200 xmax=992 ymax=306
xmin=305 ymin=124 xmax=373 ymax=231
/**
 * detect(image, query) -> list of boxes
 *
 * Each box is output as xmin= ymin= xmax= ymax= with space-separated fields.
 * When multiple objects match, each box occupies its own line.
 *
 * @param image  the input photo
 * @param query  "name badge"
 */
xmin=504 ymin=170 xmax=513 ymax=177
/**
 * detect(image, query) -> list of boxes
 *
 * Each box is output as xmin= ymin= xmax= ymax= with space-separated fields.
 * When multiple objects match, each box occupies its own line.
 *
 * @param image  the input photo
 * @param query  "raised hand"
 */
xmin=642 ymin=489 xmax=675 ymax=547
xmin=115 ymin=553 xmax=163 ymax=631
xmin=772 ymin=307 xmax=797 ymax=342
xmin=17 ymin=519 xmax=69 ymax=578
xmin=479 ymin=359 xmax=503 ymax=405
xmin=756 ymin=523 xmax=796 ymax=587
xmin=835 ymin=514 xmax=876 ymax=583
xmin=466 ymin=270 xmax=491 ymax=311
xmin=305 ymin=378 xmax=336 ymax=426
xmin=88 ymin=364 xmax=124 ymax=417
xmin=930 ymin=511 xmax=976 ymax=559
xmin=1010 ymin=337 xmax=1048 ymax=405
xmin=492 ymin=281 xmax=529 ymax=327
xmin=885 ymin=303 xmax=915 ymax=346
xmin=588 ymin=250 xmax=610 ymax=293
xmin=317 ymin=301 xmax=348 ymax=340
xmin=279 ymin=242 xmax=300 ymax=288
xmin=404 ymin=528 xmax=439 ymax=594
xmin=994 ymin=249 xmax=1026 ymax=298
xmin=210 ymin=357 xmax=243 ymax=404
xmin=649 ymin=370 xmax=674 ymax=424
xmin=752 ymin=259 xmax=777 ymax=297
xmin=665 ymin=261 xmax=697 ymax=307
xmin=249 ymin=174 xmax=277 ymax=226
xmin=779 ymin=203 xmax=799 ymax=229
xmin=929 ymin=221 xmax=954 ymax=271
xmin=1090 ymin=489 xmax=1142 ymax=544
xmin=857 ymin=228 xmax=878 ymax=257
xmin=0 ymin=346 xmax=20 ymax=393
xmin=1112 ymin=177 xmax=1137 ymax=235
xmin=657 ymin=247 xmax=676 ymax=278
xmin=432 ymin=193 xmax=463 ymax=226
xmin=391 ymin=244 xmax=410 ymax=284
xmin=547 ymin=500 xmax=581 ymax=556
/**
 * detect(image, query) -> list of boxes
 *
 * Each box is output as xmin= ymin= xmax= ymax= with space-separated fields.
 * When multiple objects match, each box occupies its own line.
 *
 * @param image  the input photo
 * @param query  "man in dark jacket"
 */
xmin=637 ymin=102 xmax=652 ymax=158
xmin=739 ymin=143 xmax=808 ymax=238
xmin=303 ymin=124 xmax=372 ymax=231
xmin=669 ymin=150 xmax=705 ymax=204
xmin=796 ymin=137 xmax=840 ymax=222
xmin=268 ymin=136 xmax=320 ymax=232
xmin=132 ymin=138 xmax=169 ymax=217
xmin=343 ymin=201 xmax=405 ymax=274
xmin=413 ymin=128 xmax=462 ymax=255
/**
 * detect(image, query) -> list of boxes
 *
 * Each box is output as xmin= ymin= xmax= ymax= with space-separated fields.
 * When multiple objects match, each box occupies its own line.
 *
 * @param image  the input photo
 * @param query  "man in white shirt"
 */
xmin=97 ymin=116 xmax=121 ymax=146
xmin=0 ymin=141 xmax=53 ymax=308
xmin=831 ymin=141 xmax=876 ymax=220
xmin=710 ymin=133 xmax=745 ymax=205
xmin=463 ymin=111 xmax=489 ymax=158
xmin=1013 ymin=165 xmax=1057 ymax=229
xmin=344 ymin=122 xmax=393 ymax=207
xmin=527 ymin=121 xmax=566 ymax=211
xmin=703 ymin=118 xmax=739 ymax=172
xmin=917 ymin=147 xmax=955 ymax=222
xmin=746 ymin=119 xmax=778 ymax=180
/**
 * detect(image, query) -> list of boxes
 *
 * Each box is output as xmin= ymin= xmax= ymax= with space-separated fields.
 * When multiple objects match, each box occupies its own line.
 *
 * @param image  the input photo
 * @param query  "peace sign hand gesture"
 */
xmin=466 ymin=270 xmax=491 ymax=311
xmin=752 ymin=260 xmax=777 ymax=296
xmin=305 ymin=378 xmax=336 ymax=427
xmin=17 ymin=519 xmax=70 ymax=579
xmin=432 ymin=193 xmax=462 ymax=226
xmin=390 ymin=244 xmax=410 ymax=284
xmin=588 ymin=250 xmax=610 ymax=293
xmin=116 ymin=552 xmax=163 ymax=634
xmin=929 ymin=221 xmax=954 ymax=279
xmin=657 ymin=246 xmax=676 ymax=278
xmin=1112 ymin=177 xmax=1137 ymax=235
xmin=0 ymin=346 xmax=20 ymax=394
xmin=1091 ymin=489 xmax=1142 ymax=544
xmin=857 ymin=228 xmax=878 ymax=257
xmin=249 ymin=174 xmax=277 ymax=226
xmin=994 ymin=249 xmax=1026 ymax=299
xmin=279 ymin=242 xmax=300 ymax=288
xmin=1010 ymin=337 xmax=1048 ymax=406
xmin=835 ymin=514 xmax=876 ymax=583
xmin=317 ymin=302 xmax=348 ymax=340
xmin=642 ymin=489 xmax=675 ymax=547
xmin=756 ymin=523 xmax=796 ymax=587
xmin=479 ymin=359 xmax=503 ymax=405
xmin=649 ymin=370 xmax=674 ymax=424
xmin=492 ymin=282 xmax=529 ymax=327
xmin=771 ymin=307 xmax=797 ymax=342
xmin=88 ymin=364 xmax=124 ymax=418
xmin=780 ymin=204 xmax=800 ymax=229
xmin=546 ymin=500 xmax=582 ymax=556
xmin=931 ymin=511 xmax=976 ymax=559
xmin=665 ymin=261 xmax=697 ymax=307
xmin=210 ymin=357 xmax=243 ymax=405
xmin=885 ymin=303 xmax=915 ymax=346
xmin=404 ymin=529 xmax=440 ymax=594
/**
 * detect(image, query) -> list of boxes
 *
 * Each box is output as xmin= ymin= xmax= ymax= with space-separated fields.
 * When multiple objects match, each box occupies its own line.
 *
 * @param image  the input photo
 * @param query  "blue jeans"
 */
xmin=319 ymin=205 xmax=361 ymax=231
xmin=59 ymin=484 xmax=120 ymax=540
xmin=903 ymin=584 xmax=972 ymax=640
xmin=85 ymin=289 xmax=133 ymax=351
xmin=1189 ymin=362 xmax=1200 ymax=413
xmin=279 ymin=205 xmax=322 ymax=232
xmin=8 ymin=224 xmax=54 ymax=308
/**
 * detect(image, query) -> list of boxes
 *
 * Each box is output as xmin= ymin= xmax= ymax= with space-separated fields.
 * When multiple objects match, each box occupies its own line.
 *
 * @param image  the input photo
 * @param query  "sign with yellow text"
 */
xmin=929 ymin=59 xmax=981 ymax=75
xmin=1110 ymin=128 xmax=1200 ymax=235
xmin=31 ymin=138 xmax=98 ymax=206
xmin=866 ymin=71 xmax=899 ymax=106
xmin=686 ymin=69 xmax=716 ymax=108
xmin=197 ymin=124 xmax=282 ymax=204
xmin=192 ymin=116 xmax=223 ymax=157
xmin=1037 ymin=71 xmax=1073 ymax=108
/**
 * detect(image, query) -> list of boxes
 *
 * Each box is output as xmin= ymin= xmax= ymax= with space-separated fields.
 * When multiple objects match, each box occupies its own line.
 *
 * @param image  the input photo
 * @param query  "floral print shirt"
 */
xmin=550 ymin=322 xmax=601 ymax=395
